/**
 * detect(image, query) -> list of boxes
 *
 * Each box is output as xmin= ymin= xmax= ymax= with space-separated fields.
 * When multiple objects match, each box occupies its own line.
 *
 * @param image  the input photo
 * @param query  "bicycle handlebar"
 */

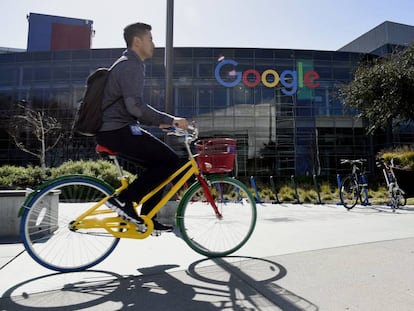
xmin=376 ymin=157 xmax=396 ymax=169
xmin=340 ymin=159 xmax=366 ymax=165
xmin=166 ymin=123 xmax=199 ymax=142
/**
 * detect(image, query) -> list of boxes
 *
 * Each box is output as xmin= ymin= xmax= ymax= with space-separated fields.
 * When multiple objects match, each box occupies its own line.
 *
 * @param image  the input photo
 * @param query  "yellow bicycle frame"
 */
xmin=70 ymin=156 xmax=204 ymax=239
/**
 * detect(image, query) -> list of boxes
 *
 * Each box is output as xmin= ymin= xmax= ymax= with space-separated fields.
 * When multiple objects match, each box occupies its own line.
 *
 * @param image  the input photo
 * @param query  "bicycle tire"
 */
xmin=176 ymin=175 xmax=257 ymax=257
xmin=400 ymin=193 xmax=408 ymax=207
xmin=20 ymin=175 xmax=120 ymax=272
xmin=340 ymin=175 xmax=359 ymax=209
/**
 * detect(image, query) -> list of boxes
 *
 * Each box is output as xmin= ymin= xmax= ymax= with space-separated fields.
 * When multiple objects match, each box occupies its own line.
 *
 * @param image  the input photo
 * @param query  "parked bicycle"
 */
xmin=376 ymin=157 xmax=406 ymax=211
xmin=339 ymin=159 xmax=370 ymax=209
xmin=19 ymin=125 xmax=257 ymax=272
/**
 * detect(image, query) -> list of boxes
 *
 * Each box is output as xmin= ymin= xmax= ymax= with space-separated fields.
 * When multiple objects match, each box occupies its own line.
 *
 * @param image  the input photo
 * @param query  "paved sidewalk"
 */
xmin=1 ymin=203 xmax=414 ymax=310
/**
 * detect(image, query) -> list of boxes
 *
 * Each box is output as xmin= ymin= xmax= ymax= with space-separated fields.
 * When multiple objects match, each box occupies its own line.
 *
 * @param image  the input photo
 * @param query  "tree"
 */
xmin=7 ymin=102 xmax=63 ymax=171
xmin=340 ymin=44 xmax=414 ymax=134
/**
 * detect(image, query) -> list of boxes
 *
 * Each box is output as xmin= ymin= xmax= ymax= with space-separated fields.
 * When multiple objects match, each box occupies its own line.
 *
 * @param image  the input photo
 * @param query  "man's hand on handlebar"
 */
xmin=173 ymin=117 xmax=188 ymax=130
xmin=160 ymin=117 xmax=188 ymax=131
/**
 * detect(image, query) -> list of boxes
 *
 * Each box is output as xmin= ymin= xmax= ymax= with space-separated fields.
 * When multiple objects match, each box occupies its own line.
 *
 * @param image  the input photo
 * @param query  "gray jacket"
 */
xmin=99 ymin=49 xmax=174 ymax=131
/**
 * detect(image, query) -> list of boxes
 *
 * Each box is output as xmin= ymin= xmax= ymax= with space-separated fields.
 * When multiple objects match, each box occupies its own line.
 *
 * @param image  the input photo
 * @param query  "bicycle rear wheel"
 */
xmin=177 ymin=175 xmax=257 ymax=257
xmin=20 ymin=176 xmax=119 ymax=272
xmin=340 ymin=175 xmax=359 ymax=209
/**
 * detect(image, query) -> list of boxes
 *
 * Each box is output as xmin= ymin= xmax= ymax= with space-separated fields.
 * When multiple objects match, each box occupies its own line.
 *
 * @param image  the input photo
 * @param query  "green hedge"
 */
xmin=378 ymin=146 xmax=414 ymax=170
xmin=0 ymin=160 xmax=136 ymax=190
xmin=0 ymin=165 xmax=45 ymax=190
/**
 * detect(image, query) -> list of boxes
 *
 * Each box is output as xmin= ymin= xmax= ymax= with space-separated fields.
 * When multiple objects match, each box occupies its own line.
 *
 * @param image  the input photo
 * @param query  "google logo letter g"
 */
xmin=215 ymin=59 xmax=320 ymax=95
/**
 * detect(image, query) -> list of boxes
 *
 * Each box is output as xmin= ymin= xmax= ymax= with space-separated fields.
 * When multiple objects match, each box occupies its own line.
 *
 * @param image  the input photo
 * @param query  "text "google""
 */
xmin=215 ymin=59 xmax=320 ymax=95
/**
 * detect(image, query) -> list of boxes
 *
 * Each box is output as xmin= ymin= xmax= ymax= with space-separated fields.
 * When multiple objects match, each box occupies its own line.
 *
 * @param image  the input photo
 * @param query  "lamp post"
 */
xmin=165 ymin=0 xmax=174 ymax=114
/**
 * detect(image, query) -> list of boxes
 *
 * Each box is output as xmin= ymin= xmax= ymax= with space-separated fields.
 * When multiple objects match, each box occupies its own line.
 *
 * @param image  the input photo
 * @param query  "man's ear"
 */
xmin=132 ymin=36 xmax=141 ymax=47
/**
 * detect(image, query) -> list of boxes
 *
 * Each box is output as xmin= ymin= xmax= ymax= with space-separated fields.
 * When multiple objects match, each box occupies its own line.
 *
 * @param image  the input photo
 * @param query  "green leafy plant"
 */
xmin=378 ymin=146 xmax=414 ymax=169
xmin=0 ymin=160 xmax=135 ymax=190
xmin=340 ymin=44 xmax=414 ymax=134
xmin=0 ymin=165 xmax=46 ymax=189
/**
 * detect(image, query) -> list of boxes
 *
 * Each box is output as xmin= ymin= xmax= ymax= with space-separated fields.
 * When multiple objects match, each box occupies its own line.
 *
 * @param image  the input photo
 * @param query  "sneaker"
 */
xmin=153 ymin=220 xmax=173 ymax=232
xmin=106 ymin=197 xmax=142 ymax=226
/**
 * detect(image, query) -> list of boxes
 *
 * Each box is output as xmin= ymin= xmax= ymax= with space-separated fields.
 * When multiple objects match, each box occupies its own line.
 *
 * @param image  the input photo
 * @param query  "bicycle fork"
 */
xmin=196 ymin=175 xmax=223 ymax=218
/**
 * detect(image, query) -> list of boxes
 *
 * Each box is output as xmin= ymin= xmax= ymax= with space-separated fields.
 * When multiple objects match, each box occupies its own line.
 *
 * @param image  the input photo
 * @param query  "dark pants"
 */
xmin=96 ymin=125 xmax=180 ymax=216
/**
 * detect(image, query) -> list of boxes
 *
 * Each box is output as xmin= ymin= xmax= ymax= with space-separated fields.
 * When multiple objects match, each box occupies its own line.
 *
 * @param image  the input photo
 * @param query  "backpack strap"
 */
xmin=109 ymin=55 xmax=128 ymax=70
xmin=102 ymin=56 xmax=128 ymax=111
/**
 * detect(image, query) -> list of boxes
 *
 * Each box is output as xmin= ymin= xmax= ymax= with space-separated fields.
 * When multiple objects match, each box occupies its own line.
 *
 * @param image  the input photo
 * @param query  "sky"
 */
xmin=1 ymin=0 xmax=414 ymax=51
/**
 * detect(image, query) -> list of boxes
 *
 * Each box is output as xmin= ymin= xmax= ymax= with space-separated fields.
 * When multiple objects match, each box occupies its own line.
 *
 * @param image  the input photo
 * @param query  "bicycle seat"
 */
xmin=96 ymin=144 xmax=118 ymax=156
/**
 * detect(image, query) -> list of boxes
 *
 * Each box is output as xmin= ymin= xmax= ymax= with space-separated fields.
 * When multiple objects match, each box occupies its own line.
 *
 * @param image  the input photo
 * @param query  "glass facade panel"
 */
xmin=22 ymin=67 xmax=33 ymax=85
xmin=33 ymin=66 xmax=51 ymax=81
xmin=196 ymin=61 xmax=214 ymax=78
xmin=71 ymin=62 xmax=92 ymax=80
xmin=0 ymin=66 xmax=17 ymax=86
xmin=52 ymin=65 xmax=71 ymax=81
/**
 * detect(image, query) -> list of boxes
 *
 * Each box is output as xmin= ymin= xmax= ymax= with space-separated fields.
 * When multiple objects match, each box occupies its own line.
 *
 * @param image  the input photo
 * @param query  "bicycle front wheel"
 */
xmin=177 ymin=176 xmax=257 ymax=257
xmin=20 ymin=176 xmax=120 ymax=272
xmin=340 ymin=175 xmax=359 ymax=209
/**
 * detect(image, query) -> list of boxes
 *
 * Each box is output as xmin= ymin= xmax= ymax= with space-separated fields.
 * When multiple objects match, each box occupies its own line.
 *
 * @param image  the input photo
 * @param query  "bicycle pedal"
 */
xmin=136 ymin=223 xmax=147 ymax=233
xmin=151 ymin=230 xmax=162 ymax=237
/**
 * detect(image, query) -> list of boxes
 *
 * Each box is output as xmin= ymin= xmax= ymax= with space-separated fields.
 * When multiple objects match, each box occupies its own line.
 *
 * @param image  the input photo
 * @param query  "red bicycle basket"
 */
xmin=195 ymin=138 xmax=236 ymax=173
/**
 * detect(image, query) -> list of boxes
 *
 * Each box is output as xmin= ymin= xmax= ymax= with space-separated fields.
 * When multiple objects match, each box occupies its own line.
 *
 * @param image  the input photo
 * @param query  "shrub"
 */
xmin=278 ymin=184 xmax=297 ymax=202
xmin=319 ymin=182 xmax=337 ymax=202
xmin=0 ymin=165 xmax=46 ymax=189
xmin=378 ymin=146 xmax=414 ymax=169
xmin=50 ymin=160 xmax=136 ymax=188
xmin=0 ymin=160 xmax=136 ymax=190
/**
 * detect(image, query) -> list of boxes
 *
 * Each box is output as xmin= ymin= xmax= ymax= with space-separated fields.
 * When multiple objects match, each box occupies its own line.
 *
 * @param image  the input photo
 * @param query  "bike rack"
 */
xmin=269 ymin=176 xmax=281 ymax=204
xmin=290 ymin=175 xmax=301 ymax=204
xmin=360 ymin=174 xmax=371 ymax=206
xmin=336 ymin=174 xmax=343 ymax=205
xmin=250 ymin=176 xmax=264 ymax=204
xmin=313 ymin=174 xmax=323 ymax=204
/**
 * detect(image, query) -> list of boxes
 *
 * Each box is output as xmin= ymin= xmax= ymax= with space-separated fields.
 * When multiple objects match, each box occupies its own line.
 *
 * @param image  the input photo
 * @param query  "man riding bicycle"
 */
xmin=96 ymin=22 xmax=188 ymax=231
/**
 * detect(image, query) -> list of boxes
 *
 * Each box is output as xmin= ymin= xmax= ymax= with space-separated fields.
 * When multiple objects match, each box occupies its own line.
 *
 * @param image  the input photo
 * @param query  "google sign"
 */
xmin=215 ymin=59 xmax=320 ymax=95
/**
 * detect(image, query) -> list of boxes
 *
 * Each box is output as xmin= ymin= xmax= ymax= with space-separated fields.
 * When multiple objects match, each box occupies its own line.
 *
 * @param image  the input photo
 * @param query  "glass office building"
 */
xmin=0 ymin=20 xmax=413 ymax=178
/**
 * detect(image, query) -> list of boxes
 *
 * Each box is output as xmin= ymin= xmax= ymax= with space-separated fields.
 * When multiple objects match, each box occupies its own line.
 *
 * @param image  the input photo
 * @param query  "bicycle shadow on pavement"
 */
xmin=0 ymin=257 xmax=318 ymax=310
xmin=187 ymin=256 xmax=318 ymax=310
xmin=350 ymin=204 xmax=414 ymax=214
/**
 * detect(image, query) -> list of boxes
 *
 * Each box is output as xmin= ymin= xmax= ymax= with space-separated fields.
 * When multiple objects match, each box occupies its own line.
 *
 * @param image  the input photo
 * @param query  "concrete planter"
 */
xmin=0 ymin=190 xmax=59 ymax=240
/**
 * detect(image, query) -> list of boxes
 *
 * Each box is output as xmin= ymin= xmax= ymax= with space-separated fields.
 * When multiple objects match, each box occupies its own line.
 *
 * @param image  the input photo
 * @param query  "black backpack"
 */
xmin=73 ymin=57 xmax=126 ymax=136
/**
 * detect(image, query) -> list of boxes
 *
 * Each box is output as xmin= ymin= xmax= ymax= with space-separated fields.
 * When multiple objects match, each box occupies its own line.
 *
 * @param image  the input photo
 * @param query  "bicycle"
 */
xmin=18 ymin=126 xmax=257 ymax=272
xmin=376 ymin=157 xmax=407 ymax=211
xmin=339 ymin=159 xmax=370 ymax=209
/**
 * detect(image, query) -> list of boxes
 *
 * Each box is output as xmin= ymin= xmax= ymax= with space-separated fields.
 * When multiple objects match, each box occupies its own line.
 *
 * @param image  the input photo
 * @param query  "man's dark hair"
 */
xmin=123 ymin=22 xmax=152 ymax=48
